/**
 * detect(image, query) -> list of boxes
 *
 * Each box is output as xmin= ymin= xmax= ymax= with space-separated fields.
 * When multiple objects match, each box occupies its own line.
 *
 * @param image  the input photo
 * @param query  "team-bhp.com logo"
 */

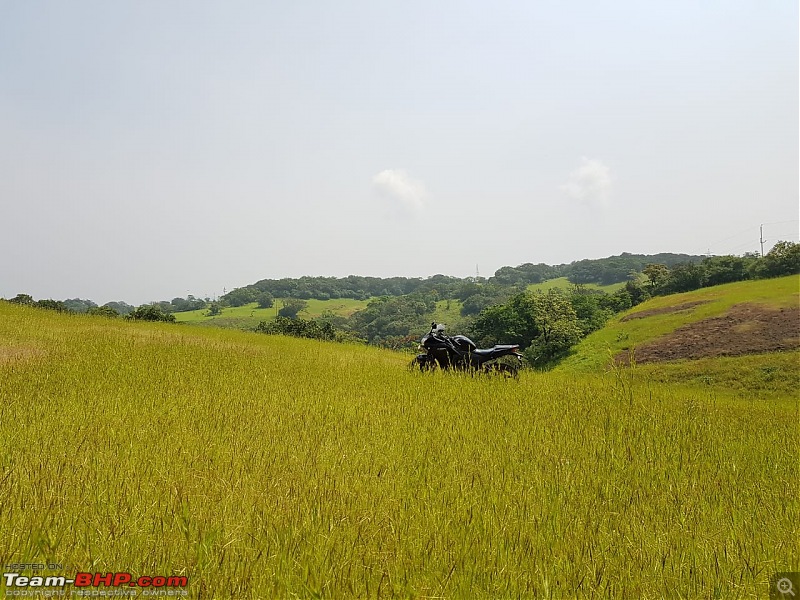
xmin=3 ymin=571 xmax=188 ymax=596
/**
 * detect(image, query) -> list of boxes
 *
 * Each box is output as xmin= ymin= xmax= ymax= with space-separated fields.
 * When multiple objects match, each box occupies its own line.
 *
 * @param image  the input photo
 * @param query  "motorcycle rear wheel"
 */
xmin=482 ymin=362 xmax=519 ymax=379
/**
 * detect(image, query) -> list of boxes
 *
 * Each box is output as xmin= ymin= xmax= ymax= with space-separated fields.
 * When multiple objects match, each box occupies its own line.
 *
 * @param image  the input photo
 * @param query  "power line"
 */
xmin=718 ymin=240 xmax=761 ymax=255
xmin=761 ymin=219 xmax=799 ymax=226
xmin=699 ymin=220 xmax=799 ymax=256
xmin=705 ymin=225 xmax=759 ymax=248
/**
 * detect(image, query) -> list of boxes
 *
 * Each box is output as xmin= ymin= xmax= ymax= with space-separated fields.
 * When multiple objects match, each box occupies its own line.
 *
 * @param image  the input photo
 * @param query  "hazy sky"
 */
xmin=1 ymin=1 xmax=797 ymax=305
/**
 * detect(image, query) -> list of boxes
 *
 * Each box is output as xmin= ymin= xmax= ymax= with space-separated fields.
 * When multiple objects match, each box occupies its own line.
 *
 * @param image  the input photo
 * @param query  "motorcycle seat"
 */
xmin=473 ymin=345 xmax=519 ymax=356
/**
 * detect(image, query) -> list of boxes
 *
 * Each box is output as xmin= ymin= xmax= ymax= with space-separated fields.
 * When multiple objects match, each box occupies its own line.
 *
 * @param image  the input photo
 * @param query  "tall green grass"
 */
xmin=0 ymin=302 xmax=797 ymax=598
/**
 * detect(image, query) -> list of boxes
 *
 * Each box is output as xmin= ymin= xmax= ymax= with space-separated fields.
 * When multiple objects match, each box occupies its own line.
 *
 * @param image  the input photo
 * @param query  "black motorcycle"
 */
xmin=410 ymin=322 xmax=523 ymax=377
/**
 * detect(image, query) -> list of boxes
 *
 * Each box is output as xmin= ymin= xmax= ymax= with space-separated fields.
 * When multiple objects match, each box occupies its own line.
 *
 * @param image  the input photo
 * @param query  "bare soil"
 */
xmin=620 ymin=301 xmax=708 ymax=322
xmin=616 ymin=303 xmax=800 ymax=364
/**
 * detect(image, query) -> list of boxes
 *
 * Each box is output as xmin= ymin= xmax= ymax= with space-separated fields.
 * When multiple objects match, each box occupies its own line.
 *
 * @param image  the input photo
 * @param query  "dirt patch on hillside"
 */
xmin=616 ymin=303 xmax=800 ymax=364
xmin=621 ymin=301 xmax=709 ymax=322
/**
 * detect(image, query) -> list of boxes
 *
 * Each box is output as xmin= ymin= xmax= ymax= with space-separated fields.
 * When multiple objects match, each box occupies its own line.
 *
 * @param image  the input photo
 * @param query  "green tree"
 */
xmin=598 ymin=288 xmax=633 ymax=313
xmin=64 ymin=298 xmax=97 ymax=313
xmin=170 ymin=296 xmax=206 ymax=312
xmin=278 ymin=299 xmax=308 ymax=319
xmin=755 ymin=241 xmax=800 ymax=278
xmin=455 ymin=281 xmax=482 ymax=301
xmin=256 ymin=292 xmax=274 ymax=309
xmin=126 ymin=305 xmax=176 ymax=322
xmin=625 ymin=274 xmax=650 ymax=306
xmin=154 ymin=300 xmax=173 ymax=314
xmin=206 ymin=303 xmax=223 ymax=317
xmin=224 ymin=287 xmax=258 ymax=307
xmin=525 ymin=290 xmax=583 ymax=366
xmin=470 ymin=294 xmax=538 ymax=348
xmin=36 ymin=299 xmax=69 ymax=312
xmin=347 ymin=294 xmax=436 ymax=346
xmin=460 ymin=293 xmax=495 ymax=317
xmin=661 ymin=263 xmax=704 ymax=294
xmin=458 ymin=284 xmax=512 ymax=317
xmin=701 ymin=255 xmax=752 ymax=287
xmin=88 ymin=305 xmax=120 ymax=318
xmin=570 ymin=292 xmax=613 ymax=336
xmin=256 ymin=316 xmax=335 ymax=341
xmin=103 ymin=301 xmax=135 ymax=316
xmin=8 ymin=294 xmax=35 ymax=306
xmin=316 ymin=309 xmax=349 ymax=330
xmin=642 ymin=264 xmax=670 ymax=293
xmin=471 ymin=290 xmax=582 ymax=368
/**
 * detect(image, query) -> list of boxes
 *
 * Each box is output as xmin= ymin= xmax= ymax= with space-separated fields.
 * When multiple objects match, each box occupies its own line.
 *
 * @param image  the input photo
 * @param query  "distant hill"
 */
xmin=223 ymin=252 xmax=706 ymax=304
xmin=490 ymin=253 xmax=705 ymax=287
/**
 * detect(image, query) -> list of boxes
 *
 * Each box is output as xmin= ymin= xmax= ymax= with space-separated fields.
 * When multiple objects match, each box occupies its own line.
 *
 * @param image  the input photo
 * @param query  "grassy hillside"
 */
xmin=431 ymin=298 xmax=466 ymax=330
xmin=527 ymin=277 xmax=625 ymax=293
xmin=175 ymin=280 xmax=627 ymax=331
xmin=174 ymin=297 xmax=368 ymax=329
xmin=557 ymin=275 xmax=800 ymax=397
xmin=0 ymin=302 xmax=796 ymax=598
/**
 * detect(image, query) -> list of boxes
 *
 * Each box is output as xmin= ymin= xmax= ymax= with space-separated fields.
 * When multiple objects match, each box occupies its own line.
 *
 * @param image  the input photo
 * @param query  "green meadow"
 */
xmin=174 ymin=298 xmax=368 ymax=329
xmin=0 ymin=295 xmax=797 ymax=598
xmin=527 ymin=277 xmax=626 ymax=294
xmin=431 ymin=299 xmax=465 ymax=329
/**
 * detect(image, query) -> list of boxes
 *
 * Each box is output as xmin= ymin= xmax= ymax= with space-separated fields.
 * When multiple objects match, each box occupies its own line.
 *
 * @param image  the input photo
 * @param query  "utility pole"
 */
xmin=760 ymin=224 xmax=765 ymax=258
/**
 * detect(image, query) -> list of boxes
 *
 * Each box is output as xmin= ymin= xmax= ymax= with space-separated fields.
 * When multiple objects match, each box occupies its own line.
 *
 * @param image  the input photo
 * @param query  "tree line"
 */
xmin=225 ymin=252 xmax=707 ymax=305
xmin=0 ymin=251 xmax=714 ymax=317
xmin=627 ymin=242 xmax=798 ymax=300
xmin=3 ymin=294 xmax=176 ymax=322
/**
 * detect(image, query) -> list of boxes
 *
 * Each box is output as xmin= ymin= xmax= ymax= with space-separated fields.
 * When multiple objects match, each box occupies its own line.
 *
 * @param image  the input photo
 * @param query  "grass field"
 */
xmin=1 ymin=301 xmax=797 ymax=598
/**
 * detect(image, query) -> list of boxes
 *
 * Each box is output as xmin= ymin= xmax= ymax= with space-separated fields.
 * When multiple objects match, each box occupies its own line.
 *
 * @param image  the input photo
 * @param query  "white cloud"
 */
xmin=372 ymin=169 xmax=428 ymax=214
xmin=559 ymin=158 xmax=612 ymax=209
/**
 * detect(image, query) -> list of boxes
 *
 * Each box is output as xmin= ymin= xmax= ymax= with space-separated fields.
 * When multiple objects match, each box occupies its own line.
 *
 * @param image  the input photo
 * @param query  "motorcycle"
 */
xmin=410 ymin=322 xmax=523 ymax=377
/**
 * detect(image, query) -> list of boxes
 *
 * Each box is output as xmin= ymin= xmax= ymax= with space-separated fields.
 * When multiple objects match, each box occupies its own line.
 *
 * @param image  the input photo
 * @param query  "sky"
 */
xmin=1 ymin=1 xmax=797 ymax=305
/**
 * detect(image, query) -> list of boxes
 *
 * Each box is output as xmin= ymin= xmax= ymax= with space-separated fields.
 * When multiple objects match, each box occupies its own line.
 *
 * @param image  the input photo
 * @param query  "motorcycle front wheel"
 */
xmin=409 ymin=354 xmax=437 ymax=372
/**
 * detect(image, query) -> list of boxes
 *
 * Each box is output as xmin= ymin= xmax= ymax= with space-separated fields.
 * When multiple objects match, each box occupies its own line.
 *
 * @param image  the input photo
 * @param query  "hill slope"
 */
xmin=526 ymin=276 xmax=625 ymax=293
xmin=558 ymin=275 xmax=799 ymax=396
xmin=173 ymin=297 xmax=368 ymax=329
